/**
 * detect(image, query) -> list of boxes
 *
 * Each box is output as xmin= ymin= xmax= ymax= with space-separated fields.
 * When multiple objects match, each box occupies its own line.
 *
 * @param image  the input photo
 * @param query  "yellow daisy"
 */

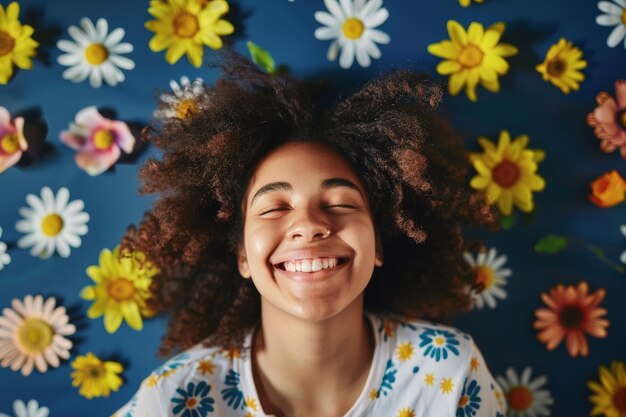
xmin=469 ymin=130 xmax=546 ymax=216
xmin=459 ymin=0 xmax=484 ymax=6
xmin=71 ymin=352 xmax=124 ymax=399
xmin=588 ymin=361 xmax=626 ymax=417
xmin=145 ymin=0 xmax=234 ymax=67
xmin=397 ymin=408 xmax=416 ymax=417
xmin=427 ymin=20 xmax=518 ymax=101
xmin=536 ymin=38 xmax=587 ymax=94
xmin=80 ymin=245 xmax=159 ymax=333
xmin=396 ymin=342 xmax=414 ymax=362
xmin=0 ymin=2 xmax=38 ymax=84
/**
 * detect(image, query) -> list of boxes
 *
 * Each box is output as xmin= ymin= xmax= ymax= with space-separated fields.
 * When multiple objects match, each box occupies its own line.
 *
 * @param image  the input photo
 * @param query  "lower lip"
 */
xmin=273 ymin=259 xmax=350 ymax=282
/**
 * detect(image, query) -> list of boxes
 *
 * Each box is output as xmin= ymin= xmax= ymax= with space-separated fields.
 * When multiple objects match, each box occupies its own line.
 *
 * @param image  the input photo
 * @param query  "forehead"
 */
xmin=247 ymin=142 xmax=364 ymax=193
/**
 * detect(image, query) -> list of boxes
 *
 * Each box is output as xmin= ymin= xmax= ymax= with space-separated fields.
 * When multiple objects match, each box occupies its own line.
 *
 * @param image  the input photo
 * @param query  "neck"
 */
xmin=252 ymin=299 xmax=374 ymax=417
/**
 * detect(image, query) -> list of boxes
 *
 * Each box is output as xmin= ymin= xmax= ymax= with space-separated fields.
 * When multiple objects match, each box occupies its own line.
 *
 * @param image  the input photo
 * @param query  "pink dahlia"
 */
xmin=0 ymin=106 xmax=27 ymax=174
xmin=587 ymin=80 xmax=626 ymax=158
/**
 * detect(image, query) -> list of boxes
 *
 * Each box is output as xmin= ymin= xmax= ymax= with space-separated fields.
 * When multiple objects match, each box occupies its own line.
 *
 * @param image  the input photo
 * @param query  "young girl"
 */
xmin=114 ymin=53 xmax=505 ymax=417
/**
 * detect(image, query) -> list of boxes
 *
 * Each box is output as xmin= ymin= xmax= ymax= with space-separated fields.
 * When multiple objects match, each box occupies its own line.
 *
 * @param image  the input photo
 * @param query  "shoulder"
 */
xmin=113 ymin=342 xmax=247 ymax=416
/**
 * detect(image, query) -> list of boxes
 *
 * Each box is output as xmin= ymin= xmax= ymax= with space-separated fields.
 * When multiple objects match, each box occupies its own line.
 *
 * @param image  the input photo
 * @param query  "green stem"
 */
xmin=567 ymin=236 xmax=626 ymax=274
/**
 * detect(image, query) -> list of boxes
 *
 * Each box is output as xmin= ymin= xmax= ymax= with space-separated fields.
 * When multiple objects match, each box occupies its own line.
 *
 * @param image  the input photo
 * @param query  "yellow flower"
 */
xmin=396 ymin=342 xmax=414 ymax=362
xmin=588 ymin=361 xmax=626 ymax=417
xmin=469 ymin=130 xmax=546 ymax=216
xmin=427 ymin=20 xmax=518 ymax=101
xmin=145 ymin=0 xmax=234 ymax=67
xmin=459 ymin=0 xmax=484 ymax=6
xmin=80 ymin=245 xmax=159 ymax=333
xmin=440 ymin=377 xmax=454 ymax=394
xmin=397 ymin=408 xmax=416 ymax=417
xmin=71 ymin=352 xmax=123 ymax=399
xmin=536 ymin=38 xmax=587 ymax=94
xmin=0 ymin=2 xmax=38 ymax=84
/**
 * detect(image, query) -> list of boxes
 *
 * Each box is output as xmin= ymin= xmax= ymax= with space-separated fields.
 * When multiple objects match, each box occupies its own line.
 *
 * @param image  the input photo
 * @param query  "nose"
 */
xmin=286 ymin=214 xmax=331 ymax=242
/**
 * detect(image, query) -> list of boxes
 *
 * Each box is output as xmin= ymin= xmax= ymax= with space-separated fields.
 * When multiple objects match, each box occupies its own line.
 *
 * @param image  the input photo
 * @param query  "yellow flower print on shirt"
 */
xmin=397 ymin=408 xmax=416 ymax=417
xmin=425 ymin=373 xmax=436 ymax=386
xmin=396 ymin=342 xmax=415 ymax=362
xmin=440 ymin=377 xmax=454 ymax=394
xmin=471 ymin=357 xmax=480 ymax=372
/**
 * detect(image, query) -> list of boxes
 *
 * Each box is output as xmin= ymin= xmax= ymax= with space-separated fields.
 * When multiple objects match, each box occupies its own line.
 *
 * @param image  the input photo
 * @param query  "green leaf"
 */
xmin=535 ymin=235 xmax=568 ymax=253
xmin=247 ymin=41 xmax=276 ymax=74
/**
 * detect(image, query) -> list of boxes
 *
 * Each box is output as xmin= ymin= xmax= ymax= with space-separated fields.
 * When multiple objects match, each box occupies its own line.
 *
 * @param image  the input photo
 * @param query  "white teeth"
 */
xmin=281 ymin=257 xmax=341 ymax=273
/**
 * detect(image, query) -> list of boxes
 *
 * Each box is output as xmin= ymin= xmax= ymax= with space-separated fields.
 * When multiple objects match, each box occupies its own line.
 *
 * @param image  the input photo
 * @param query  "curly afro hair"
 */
xmin=120 ymin=51 xmax=497 ymax=356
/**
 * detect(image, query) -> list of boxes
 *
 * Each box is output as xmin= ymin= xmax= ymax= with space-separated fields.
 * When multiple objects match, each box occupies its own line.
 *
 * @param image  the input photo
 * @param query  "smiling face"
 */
xmin=238 ymin=141 xmax=383 ymax=322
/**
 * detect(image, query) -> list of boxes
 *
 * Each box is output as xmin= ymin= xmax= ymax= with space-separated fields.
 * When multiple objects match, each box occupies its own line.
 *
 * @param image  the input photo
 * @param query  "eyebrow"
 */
xmin=250 ymin=177 xmax=363 ymax=206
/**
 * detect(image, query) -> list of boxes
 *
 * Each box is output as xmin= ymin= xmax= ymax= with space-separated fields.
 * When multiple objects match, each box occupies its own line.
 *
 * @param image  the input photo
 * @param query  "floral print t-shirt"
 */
xmin=113 ymin=313 xmax=506 ymax=417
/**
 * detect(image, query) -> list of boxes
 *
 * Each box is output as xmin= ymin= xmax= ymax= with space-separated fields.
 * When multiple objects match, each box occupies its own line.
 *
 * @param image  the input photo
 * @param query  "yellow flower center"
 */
xmin=622 ymin=9 xmax=626 ymax=26
xmin=342 ymin=18 xmax=365 ymax=40
xmin=474 ymin=266 xmax=494 ymax=290
xmin=507 ymin=386 xmax=533 ymax=411
xmin=107 ymin=278 xmax=136 ymax=301
xmin=84 ymin=43 xmax=109 ymax=65
xmin=0 ymin=31 xmax=16 ymax=57
xmin=546 ymin=58 xmax=566 ymax=77
xmin=1 ymin=133 xmax=19 ymax=154
xmin=492 ymin=159 xmax=520 ymax=188
xmin=434 ymin=336 xmax=445 ymax=346
xmin=559 ymin=305 xmax=584 ymax=329
xmin=17 ymin=318 xmax=54 ymax=354
xmin=93 ymin=129 xmax=115 ymax=150
xmin=174 ymin=12 xmax=199 ymax=38
xmin=86 ymin=363 xmax=106 ymax=379
xmin=617 ymin=109 xmax=626 ymax=131
xmin=176 ymin=99 xmax=199 ymax=119
xmin=41 ymin=214 xmax=64 ymax=237
xmin=458 ymin=44 xmax=484 ymax=68
xmin=614 ymin=387 xmax=626 ymax=413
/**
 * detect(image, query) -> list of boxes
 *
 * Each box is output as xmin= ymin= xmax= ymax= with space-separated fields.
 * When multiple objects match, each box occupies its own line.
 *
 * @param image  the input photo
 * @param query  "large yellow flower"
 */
xmin=80 ymin=245 xmax=159 ymax=333
xmin=427 ymin=20 xmax=518 ymax=101
xmin=145 ymin=0 xmax=234 ymax=67
xmin=469 ymin=130 xmax=546 ymax=216
xmin=71 ymin=352 xmax=124 ymax=399
xmin=536 ymin=38 xmax=587 ymax=94
xmin=588 ymin=361 xmax=626 ymax=417
xmin=0 ymin=2 xmax=38 ymax=84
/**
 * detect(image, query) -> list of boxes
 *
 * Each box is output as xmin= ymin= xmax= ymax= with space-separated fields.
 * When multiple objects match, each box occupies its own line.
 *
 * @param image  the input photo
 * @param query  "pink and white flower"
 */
xmin=587 ymin=80 xmax=626 ymax=158
xmin=0 ymin=106 xmax=27 ymax=174
xmin=60 ymin=106 xmax=135 ymax=176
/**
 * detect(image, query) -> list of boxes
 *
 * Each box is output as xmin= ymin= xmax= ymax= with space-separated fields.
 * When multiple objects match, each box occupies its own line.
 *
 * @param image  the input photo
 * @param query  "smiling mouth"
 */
xmin=274 ymin=257 xmax=350 ymax=273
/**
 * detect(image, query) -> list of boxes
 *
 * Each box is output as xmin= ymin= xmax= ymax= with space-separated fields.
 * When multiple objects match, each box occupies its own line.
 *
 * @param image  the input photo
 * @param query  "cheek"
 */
xmin=244 ymin=223 xmax=283 ymax=266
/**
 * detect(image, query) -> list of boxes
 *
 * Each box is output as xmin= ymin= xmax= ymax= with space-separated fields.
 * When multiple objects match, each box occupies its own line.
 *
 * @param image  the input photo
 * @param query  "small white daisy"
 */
xmin=154 ymin=76 xmax=207 ymax=121
xmin=57 ymin=17 xmax=135 ymax=88
xmin=0 ymin=399 xmax=49 ymax=417
xmin=496 ymin=366 xmax=554 ymax=417
xmin=15 ymin=187 xmax=89 ymax=259
xmin=0 ymin=295 xmax=75 ymax=376
xmin=314 ymin=0 xmax=390 ymax=69
xmin=462 ymin=247 xmax=510 ymax=309
xmin=620 ymin=225 xmax=626 ymax=263
xmin=596 ymin=0 xmax=626 ymax=48
xmin=0 ymin=227 xmax=10 ymax=270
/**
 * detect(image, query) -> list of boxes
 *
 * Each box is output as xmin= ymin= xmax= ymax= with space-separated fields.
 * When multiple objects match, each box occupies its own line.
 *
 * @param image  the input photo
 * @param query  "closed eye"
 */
xmin=324 ymin=205 xmax=358 ymax=209
xmin=260 ymin=207 xmax=290 ymax=215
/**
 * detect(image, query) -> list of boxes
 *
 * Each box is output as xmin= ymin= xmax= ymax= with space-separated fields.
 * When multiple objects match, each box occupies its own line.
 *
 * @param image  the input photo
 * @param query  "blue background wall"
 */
xmin=1 ymin=0 xmax=625 ymax=415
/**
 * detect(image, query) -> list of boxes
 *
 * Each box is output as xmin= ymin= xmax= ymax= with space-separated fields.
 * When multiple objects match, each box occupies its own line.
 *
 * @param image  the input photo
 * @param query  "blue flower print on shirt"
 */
xmin=155 ymin=353 xmax=191 ymax=378
xmin=376 ymin=359 xmax=397 ymax=397
xmin=171 ymin=381 xmax=215 ymax=417
xmin=456 ymin=378 xmax=482 ymax=417
xmin=221 ymin=369 xmax=245 ymax=410
xmin=418 ymin=328 xmax=460 ymax=361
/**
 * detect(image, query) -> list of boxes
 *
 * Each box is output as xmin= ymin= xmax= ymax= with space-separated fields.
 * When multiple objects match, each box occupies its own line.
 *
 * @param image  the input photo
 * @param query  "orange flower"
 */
xmin=534 ymin=281 xmax=609 ymax=357
xmin=589 ymin=170 xmax=626 ymax=207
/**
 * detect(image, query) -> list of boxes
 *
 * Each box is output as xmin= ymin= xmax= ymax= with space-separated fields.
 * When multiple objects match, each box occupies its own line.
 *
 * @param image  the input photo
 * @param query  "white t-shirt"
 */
xmin=113 ymin=313 xmax=506 ymax=417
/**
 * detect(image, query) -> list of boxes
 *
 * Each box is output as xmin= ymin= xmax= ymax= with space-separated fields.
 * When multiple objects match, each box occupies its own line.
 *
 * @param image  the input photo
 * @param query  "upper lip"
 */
xmin=271 ymin=249 xmax=352 ymax=265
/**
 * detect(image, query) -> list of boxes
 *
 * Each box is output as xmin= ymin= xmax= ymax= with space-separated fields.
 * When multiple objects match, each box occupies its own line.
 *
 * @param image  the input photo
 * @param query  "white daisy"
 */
xmin=314 ymin=0 xmax=390 ymax=69
xmin=596 ymin=0 xmax=626 ymax=49
xmin=57 ymin=17 xmax=135 ymax=88
xmin=0 ymin=399 xmax=49 ymax=417
xmin=496 ymin=366 xmax=554 ymax=417
xmin=0 ymin=227 xmax=10 ymax=270
xmin=462 ymin=247 xmax=510 ymax=309
xmin=15 ymin=187 xmax=89 ymax=259
xmin=154 ymin=76 xmax=207 ymax=121
xmin=0 ymin=295 xmax=75 ymax=376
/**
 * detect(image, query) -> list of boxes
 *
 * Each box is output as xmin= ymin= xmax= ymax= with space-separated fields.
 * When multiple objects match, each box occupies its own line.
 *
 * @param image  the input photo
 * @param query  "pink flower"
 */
xmin=60 ymin=106 xmax=135 ymax=176
xmin=587 ymin=80 xmax=626 ymax=158
xmin=0 ymin=106 xmax=27 ymax=174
